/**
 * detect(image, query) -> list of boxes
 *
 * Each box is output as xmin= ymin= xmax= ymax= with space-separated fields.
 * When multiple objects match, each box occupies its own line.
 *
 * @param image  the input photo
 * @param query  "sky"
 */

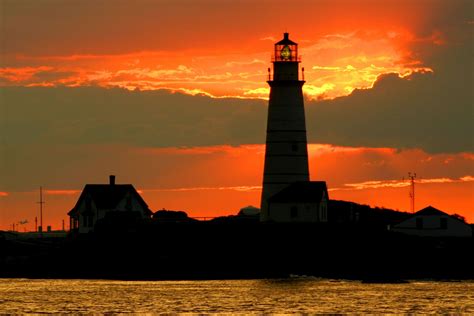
xmin=0 ymin=0 xmax=473 ymax=230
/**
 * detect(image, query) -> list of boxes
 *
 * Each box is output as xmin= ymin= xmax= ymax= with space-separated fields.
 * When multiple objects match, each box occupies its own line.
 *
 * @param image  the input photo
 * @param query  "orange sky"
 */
xmin=0 ymin=0 xmax=472 ymax=229
xmin=0 ymin=31 xmax=431 ymax=100
xmin=0 ymin=0 xmax=446 ymax=99
xmin=1 ymin=144 xmax=473 ymax=230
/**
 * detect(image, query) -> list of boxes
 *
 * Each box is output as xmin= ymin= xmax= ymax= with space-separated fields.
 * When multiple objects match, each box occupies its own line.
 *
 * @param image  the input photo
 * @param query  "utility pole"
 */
xmin=37 ymin=186 xmax=45 ymax=235
xmin=408 ymin=172 xmax=416 ymax=213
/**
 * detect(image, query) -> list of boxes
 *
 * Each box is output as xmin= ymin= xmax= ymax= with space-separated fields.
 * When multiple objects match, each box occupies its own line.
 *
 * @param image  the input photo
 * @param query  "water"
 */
xmin=0 ymin=278 xmax=473 ymax=314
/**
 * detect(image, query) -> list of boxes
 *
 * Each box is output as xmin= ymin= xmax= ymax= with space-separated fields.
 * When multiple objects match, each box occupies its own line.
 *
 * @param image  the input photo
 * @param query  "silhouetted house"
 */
xmin=267 ymin=181 xmax=328 ymax=222
xmin=68 ymin=176 xmax=152 ymax=233
xmin=391 ymin=206 xmax=472 ymax=237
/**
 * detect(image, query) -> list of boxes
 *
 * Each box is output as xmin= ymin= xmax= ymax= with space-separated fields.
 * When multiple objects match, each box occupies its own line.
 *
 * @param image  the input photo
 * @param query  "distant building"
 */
xmin=238 ymin=205 xmax=260 ymax=216
xmin=68 ymin=175 xmax=152 ymax=233
xmin=391 ymin=206 xmax=472 ymax=237
xmin=152 ymin=209 xmax=195 ymax=222
xmin=267 ymin=181 xmax=328 ymax=222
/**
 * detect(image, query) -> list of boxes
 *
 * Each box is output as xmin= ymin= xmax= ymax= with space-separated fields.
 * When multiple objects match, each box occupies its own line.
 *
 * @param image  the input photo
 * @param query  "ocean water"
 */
xmin=0 ymin=278 xmax=473 ymax=314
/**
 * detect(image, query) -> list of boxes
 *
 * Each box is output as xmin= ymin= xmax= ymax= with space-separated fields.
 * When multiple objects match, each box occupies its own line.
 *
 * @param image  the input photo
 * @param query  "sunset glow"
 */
xmin=1 ymin=144 xmax=473 ymax=230
xmin=1 ymin=31 xmax=432 ymax=100
xmin=1 ymin=0 xmax=472 ymax=230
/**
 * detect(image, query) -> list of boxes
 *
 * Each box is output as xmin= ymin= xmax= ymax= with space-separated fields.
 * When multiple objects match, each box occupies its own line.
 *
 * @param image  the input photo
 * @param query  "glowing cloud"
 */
xmin=0 ymin=31 xmax=433 ymax=100
xmin=45 ymin=190 xmax=81 ymax=195
xmin=336 ymin=176 xmax=474 ymax=191
xmin=142 ymin=185 xmax=262 ymax=193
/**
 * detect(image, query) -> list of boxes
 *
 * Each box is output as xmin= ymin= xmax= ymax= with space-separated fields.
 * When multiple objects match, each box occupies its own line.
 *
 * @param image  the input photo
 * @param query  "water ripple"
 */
xmin=0 ymin=278 xmax=473 ymax=313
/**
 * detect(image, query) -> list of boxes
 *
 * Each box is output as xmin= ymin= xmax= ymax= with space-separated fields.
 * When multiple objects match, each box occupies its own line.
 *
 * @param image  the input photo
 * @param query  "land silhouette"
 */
xmin=1 ymin=201 xmax=473 ymax=281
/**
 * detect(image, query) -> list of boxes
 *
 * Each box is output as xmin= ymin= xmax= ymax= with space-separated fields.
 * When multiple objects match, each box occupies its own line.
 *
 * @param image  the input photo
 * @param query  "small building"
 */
xmin=238 ymin=205 xmax=260 ymax=216
xmin=267 ymin=181 xmax=328 ymax=222
xmin=68 ymin=175 xmax=153 ymax=233
xmin=152 ymin=209 xmax=194 ymax=222
xmin=391 ymin=206 xmax=472 ymax=237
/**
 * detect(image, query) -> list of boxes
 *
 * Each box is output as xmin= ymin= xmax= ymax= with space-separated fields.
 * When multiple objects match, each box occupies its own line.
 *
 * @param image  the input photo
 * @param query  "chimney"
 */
xmin=109 ymin=175 xmax=115 ymax=185
xmin=284 ymin=32 xmax=289 ymax=40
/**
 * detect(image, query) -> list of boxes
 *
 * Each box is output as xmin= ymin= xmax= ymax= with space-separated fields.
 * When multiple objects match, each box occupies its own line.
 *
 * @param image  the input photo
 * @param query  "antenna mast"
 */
xmin=37 ymin=186 xmax=45 ymax=234
xmin=408 ymin=172 xmax=416 ymax=213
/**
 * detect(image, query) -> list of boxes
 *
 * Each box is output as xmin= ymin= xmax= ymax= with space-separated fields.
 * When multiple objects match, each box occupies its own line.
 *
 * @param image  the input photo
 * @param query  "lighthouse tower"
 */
xmin=260 ymin=33 xmax=310 ymax=221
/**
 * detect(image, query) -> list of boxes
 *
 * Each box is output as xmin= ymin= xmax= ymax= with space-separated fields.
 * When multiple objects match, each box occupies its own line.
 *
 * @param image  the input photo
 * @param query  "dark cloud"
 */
xmin=1 ymin=8 xmax=472 ymax=164
xmin=1 ymin=64 xmax=471 ymax=156
xmin=307 ymin=71 xmax=472 ymax=153
xmin=1 ymin=39 xmax=472 ymax=192
xmin=307 ymin=18 xmax=473 ymax=154
xmin=3 ymin=0 xmax=466 ymax=57
xmin=1 ymin=86 xmax=267 ymax=147
xmin=32 ymin=70 xmax=77 ymax=82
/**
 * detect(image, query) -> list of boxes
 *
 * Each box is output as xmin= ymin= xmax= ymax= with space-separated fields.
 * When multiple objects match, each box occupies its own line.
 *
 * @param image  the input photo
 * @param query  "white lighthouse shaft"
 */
xmin=260 ymin=33 xmax=310 ymax=221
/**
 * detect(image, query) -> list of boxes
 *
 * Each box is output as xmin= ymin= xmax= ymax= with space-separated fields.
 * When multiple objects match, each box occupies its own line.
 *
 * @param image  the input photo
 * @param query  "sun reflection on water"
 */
xmin=0 ymin=278 xmax=473 ymax=314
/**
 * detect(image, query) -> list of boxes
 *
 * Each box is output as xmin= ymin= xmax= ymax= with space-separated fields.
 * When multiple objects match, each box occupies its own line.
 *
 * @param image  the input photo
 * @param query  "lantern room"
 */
xmin=269 ymin=33 xmax=303 ymax=82
xmin=273 ymin=32 xmax=299 ymax=62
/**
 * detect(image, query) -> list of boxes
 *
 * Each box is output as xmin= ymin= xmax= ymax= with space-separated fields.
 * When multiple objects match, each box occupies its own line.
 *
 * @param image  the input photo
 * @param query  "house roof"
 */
xmin=68 ymin=184 xmax=152 ymax=216
xmin=393 ymin=205 xmax=471 ymax=229
xmin=268 ymin=181 xmax=328 ymax=203
xmin=415 ymin=206 xmax=448 ymax=216
xmin=276 ymin=33 xmax=297 ymax=46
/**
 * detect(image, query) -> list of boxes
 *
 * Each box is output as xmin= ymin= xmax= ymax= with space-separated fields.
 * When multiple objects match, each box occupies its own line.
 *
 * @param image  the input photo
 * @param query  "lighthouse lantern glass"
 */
xmin=274 ymin=43 xmax=298 ymax=62
xmin=273 ymin=33 xmax=299 ymax=62
xmin=281 ymin=46 xmax=291 ymax=60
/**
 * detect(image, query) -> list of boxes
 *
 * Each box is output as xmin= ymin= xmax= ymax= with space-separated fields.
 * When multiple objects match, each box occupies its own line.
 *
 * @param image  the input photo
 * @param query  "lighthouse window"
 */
xmin=86 ymin=197 xmax=92 ymax=211
xmin=290 ymin=206 xmax=298 ymax=218
xmin=416 ymin=218 xmax=423 ymax=229
xmin=440 ymin=218 xmax=447 ymax=229
xmin=126 ymin=195 xmax=132 ymax=211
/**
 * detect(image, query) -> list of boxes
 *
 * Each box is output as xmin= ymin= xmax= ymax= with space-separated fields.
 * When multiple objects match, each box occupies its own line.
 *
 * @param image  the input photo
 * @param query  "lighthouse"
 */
xmin=260 ymin=33 xmax=310 ymax=221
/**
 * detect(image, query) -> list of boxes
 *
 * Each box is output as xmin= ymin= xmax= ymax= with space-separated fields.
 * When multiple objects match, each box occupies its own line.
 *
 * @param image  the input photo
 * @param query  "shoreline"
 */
xmin=2 ymin=222 xmax=473 ymax=281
